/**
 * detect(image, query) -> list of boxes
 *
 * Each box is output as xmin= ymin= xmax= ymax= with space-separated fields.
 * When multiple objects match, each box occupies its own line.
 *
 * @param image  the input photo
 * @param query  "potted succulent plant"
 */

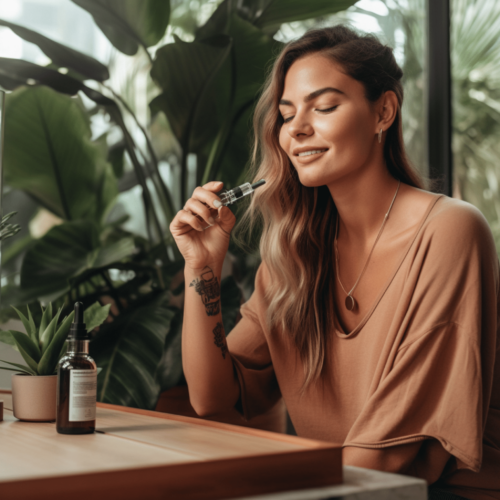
xmin=0 ymin=302 xmax=109 ymax=421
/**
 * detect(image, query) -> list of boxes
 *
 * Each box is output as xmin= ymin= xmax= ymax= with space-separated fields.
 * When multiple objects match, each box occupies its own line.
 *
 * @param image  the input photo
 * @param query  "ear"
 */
xmin=375 ymin=90 xmax=398 ymax=134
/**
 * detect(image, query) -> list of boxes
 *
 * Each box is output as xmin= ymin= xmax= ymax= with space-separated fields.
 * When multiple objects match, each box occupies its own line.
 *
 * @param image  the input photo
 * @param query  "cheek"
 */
xmin=278 ymin=127 xmax=290 ymax=152
xmin=318 ymin=108 xmax=372 ymax=147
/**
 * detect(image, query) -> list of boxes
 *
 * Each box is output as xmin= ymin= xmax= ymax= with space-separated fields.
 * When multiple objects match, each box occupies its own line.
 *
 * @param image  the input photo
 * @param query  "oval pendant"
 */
xmin=345 ymin=295 xmax=356 ymax=311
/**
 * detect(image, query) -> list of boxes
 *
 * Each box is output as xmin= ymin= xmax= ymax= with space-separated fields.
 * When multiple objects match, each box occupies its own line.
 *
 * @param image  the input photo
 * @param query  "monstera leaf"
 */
xmin=91 ymin=291 xmax=175 ymax=409
xmin=19 ymin=221 xmax=135 ymax=302
xmin=72 ymin=0 xmax=170 ymax=56
xmin=4 ymin=86 xmax=117 ymax=223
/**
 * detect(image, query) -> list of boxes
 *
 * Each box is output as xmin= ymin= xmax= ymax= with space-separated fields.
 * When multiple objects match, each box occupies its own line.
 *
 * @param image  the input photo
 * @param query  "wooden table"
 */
xmin=0 ymin=391 xmax=343 ymax=500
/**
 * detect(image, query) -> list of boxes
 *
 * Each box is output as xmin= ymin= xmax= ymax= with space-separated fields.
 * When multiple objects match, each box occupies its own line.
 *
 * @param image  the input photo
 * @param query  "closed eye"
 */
xmin=281 ymin=105 xmax=339 ymax=124
xmin=316 ymin=105 xmax=339 ymax=113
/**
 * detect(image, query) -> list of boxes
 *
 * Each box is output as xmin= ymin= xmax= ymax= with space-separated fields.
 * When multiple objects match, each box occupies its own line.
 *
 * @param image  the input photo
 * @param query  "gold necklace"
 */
xmin=334 ymin=180 xmax=401 ymax=311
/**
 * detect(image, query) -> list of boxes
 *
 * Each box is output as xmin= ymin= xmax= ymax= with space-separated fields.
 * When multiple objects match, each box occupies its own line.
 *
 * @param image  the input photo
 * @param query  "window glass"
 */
xmin=451 ymin=0 xmax=500 ymax=254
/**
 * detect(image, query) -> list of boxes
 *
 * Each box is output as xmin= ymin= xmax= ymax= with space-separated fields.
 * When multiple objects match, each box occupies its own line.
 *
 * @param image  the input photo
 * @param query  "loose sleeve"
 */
xmin=226 ymin=263 xmax=281 ymax=420
xmin=343 ymin=201 xmax=499 ymax=474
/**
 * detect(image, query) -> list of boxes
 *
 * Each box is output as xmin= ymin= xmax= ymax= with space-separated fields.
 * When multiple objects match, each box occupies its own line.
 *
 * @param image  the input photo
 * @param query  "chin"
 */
xmin=295 ymin=169 xmax=333 ymax=188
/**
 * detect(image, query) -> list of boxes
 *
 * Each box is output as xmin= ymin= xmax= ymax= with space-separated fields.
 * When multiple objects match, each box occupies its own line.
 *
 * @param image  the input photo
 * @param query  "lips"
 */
xmin=292 ymin=146 xmax=329 ymax=156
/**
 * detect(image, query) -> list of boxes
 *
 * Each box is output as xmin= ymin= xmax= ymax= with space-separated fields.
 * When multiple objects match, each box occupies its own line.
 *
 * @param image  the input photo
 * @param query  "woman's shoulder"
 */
xmin=424 ymin=193 xmax=492 ymax=241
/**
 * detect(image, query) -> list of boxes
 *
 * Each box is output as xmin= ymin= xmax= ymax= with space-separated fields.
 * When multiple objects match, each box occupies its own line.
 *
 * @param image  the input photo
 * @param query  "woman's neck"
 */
xmin=327 ymin=163 xmax=402 ymax=247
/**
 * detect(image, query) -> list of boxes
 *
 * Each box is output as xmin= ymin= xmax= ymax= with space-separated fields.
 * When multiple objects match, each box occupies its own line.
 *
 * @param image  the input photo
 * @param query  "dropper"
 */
xmin=68 ymin=302 xmax=88 ymax=340
xmin=218 ymin=179 xmax=266 ymax=206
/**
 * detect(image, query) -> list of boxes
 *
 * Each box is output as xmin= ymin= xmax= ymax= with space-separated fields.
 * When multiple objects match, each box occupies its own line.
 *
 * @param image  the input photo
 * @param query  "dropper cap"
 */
xmin=69 ymin=302 xmax=88 ymax=340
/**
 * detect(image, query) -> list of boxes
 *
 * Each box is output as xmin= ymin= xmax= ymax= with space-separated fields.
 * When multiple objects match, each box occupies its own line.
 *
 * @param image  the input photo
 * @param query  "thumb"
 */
xmin=217 ymin=206 xmax=236 ymax=233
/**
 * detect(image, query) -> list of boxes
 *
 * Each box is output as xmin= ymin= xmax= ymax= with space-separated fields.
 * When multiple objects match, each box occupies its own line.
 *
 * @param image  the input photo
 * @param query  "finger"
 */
xmin=215 ymin=206 xmax=236 ymax=235
xmin=184 ymin=199 xmax=215 ymax=226
xmin=192 ymin=183 xmax=224 ymax=209
xmin=170 ymin=209 xmax=204 ymax=234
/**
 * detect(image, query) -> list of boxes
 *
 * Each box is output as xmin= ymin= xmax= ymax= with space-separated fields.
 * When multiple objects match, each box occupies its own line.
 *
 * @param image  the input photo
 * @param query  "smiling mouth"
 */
xmin=296 ymin=149 xmax=328 ymax=157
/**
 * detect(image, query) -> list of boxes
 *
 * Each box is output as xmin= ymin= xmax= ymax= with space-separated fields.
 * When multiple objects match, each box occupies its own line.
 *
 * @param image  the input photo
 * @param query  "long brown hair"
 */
xmin=238 ymin=25 xmax=425 ymax=390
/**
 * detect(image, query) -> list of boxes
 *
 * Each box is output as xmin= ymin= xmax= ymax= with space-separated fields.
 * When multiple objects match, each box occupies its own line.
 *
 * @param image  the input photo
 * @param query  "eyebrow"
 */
xmin=279 ymin=87 xmax=345 ymax=106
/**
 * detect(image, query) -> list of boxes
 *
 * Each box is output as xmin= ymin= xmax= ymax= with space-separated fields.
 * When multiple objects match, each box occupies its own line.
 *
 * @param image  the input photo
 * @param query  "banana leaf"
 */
xmin=4 ymin=86 xmax=117 ymax=223
xmin=0 ymin=59 xmax=174 ymax=239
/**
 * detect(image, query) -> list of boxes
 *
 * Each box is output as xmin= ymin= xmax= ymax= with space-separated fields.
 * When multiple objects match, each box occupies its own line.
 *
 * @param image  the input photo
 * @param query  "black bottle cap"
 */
xmin=69 ymin=302 xmax=88 ymax=340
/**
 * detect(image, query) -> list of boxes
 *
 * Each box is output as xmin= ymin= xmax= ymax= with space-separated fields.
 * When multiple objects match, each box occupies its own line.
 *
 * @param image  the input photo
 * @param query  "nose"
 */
xmin=287 ymin=111 xmax=313 ymax=138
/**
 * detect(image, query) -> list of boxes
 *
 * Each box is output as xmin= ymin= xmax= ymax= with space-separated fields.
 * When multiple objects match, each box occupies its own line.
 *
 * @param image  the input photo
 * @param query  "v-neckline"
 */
xmin=334 ymin=193 xmax=445 ymax=338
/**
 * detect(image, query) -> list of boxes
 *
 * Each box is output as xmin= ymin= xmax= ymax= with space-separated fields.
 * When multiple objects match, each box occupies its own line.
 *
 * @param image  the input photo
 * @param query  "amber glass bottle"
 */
xmin=56 ymin=302 xmax=97 ymax=434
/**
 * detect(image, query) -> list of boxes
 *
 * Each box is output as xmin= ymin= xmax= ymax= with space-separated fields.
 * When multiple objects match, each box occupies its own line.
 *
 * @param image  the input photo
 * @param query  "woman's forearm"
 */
xmin=182 ymin=264 xmax=240 ymax=416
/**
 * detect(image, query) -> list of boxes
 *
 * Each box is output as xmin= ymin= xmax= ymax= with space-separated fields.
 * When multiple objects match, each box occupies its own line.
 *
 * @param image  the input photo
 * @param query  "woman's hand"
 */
xmin=170 ymin=181 xmax=236 ymax=271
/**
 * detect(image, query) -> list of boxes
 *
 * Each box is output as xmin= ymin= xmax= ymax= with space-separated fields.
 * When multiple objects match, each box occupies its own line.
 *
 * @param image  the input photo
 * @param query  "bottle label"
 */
xmin=69 ymin=369 xmax=97 ymax=422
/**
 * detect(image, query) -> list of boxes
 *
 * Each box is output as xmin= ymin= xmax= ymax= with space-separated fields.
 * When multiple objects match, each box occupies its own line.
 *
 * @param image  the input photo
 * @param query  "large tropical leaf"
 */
xmin=0 ymin=59 xmax=173 ymax=240
xmin=0 ymin=19 xmax=109 ymax=81
xmin=196 ymin=0 xmax=357 ymax=38
xmin=197 ymin=14 xmax=280 ymax=185
xmin=91 ymin=292 xmax=175 ymax=409
xmin=150 ymin=34 xmax=232 ymax=147
xmin=72 ymin=0 xmax=170 ymax=56
xmin=253 ymin=0 xmax=358 ymax=28
xmin=19 ymin=221 xmax=135 ymax=302
xmin=4 ymin=86 xmax=117 ymax=223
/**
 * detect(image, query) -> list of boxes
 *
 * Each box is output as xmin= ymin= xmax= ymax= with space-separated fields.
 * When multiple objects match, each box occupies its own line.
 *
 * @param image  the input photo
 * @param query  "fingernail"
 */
xmin=208 ymin=217 xmax=215 ymax=224
xmin=213 ymin=200 xmax=222 ymax=208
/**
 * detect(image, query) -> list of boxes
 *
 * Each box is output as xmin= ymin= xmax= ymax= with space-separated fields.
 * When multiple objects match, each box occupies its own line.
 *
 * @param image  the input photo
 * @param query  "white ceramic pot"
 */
xmin=11 ymin=374 xmax=57 ymax=422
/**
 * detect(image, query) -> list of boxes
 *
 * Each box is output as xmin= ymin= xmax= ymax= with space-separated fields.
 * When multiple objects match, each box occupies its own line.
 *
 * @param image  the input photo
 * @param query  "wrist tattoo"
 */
xmin=189 ymin=266 xmax=220 ymax=316
xmin=212 ymin=322 xmax=228 ymax=359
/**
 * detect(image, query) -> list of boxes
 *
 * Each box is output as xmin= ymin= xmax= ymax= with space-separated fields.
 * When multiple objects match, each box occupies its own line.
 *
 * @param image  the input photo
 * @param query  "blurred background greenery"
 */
xmin=0 ymin=0 xmax=498 ymax=409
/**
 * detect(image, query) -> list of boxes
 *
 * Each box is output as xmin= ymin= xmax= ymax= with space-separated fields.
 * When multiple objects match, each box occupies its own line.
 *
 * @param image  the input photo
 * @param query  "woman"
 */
xmin=170 ymin=26 xmax=500 ymax=500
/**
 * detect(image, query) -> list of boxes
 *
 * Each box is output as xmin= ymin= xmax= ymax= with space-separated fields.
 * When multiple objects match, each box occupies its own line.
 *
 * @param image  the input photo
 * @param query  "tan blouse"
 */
xmin=226 ymin=194 xmax=500 ymax=500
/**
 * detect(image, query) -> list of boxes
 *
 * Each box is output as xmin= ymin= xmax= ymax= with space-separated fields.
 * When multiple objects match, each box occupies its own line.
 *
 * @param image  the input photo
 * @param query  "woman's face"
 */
xmin=278 ymin=53 xmax=380 ymax=187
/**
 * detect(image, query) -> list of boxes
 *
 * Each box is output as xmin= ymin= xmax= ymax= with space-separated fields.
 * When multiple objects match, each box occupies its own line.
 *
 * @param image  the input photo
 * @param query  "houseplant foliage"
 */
xmin=0 ymin=0 xmax=357 ymax=409
xmin=0 ymin=301 xmax=110 ymax=376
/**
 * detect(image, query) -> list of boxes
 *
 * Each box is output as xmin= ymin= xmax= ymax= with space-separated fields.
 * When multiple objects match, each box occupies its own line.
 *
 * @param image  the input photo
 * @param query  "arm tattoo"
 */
xmin=189 ymin=266 xmax=220 ymax=316
xmin=212 ymin=322 xmax=228 ymax=359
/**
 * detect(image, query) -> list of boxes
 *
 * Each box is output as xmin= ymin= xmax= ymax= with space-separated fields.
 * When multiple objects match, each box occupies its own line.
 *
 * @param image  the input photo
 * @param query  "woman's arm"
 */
xmin=169 ymin=181 xmax=240 ymax=417
xmin=182 ymin=263 xmax=240 ymax=416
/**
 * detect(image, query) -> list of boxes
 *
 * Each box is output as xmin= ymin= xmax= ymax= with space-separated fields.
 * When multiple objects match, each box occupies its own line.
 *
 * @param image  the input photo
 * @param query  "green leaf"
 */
xmin=91 ymin=292 xmax=175 ymax=409
xmin=11 ymin=306 xmax=37 ymax=343
xmin=84 ymin=302 xmax=111 ymax=332
xmin=27 ymin=307 xmax=37 ymax=342
xmin=37 ymin=313 xmax=73 ymax=376
xmin=150 ymin=34 xmax=232 ymax=147
xmin=72 ymin=0 xmax=170 ymax=55
xmin=0 ymin=60 xmax=172 ymax=246
xmin=0 ymin=359 xmax=36 ymax=375
xmin=9 ymin=330 xmax=40 ymax=374
xmin=0 ymin=19 xmax=109 ymax=81
xmin=4 ymin=85 xmax=117 ymax=223
xmin=38 ymin=304 xmax=52 ymax=343
xmin=253 ymin=0 xmax=358 ymax=28
xmin=155 ymin=308 xmax=183 ymax=392
xmin=0 ymin=330 xmax=17 ymax=349
xmin=198 ymin=14 xmax=280 ymax=185
xmin=19 ymin=221 xmax=135 ymax=302
xmin=40 ymin=307 xmax=63 ymax=355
